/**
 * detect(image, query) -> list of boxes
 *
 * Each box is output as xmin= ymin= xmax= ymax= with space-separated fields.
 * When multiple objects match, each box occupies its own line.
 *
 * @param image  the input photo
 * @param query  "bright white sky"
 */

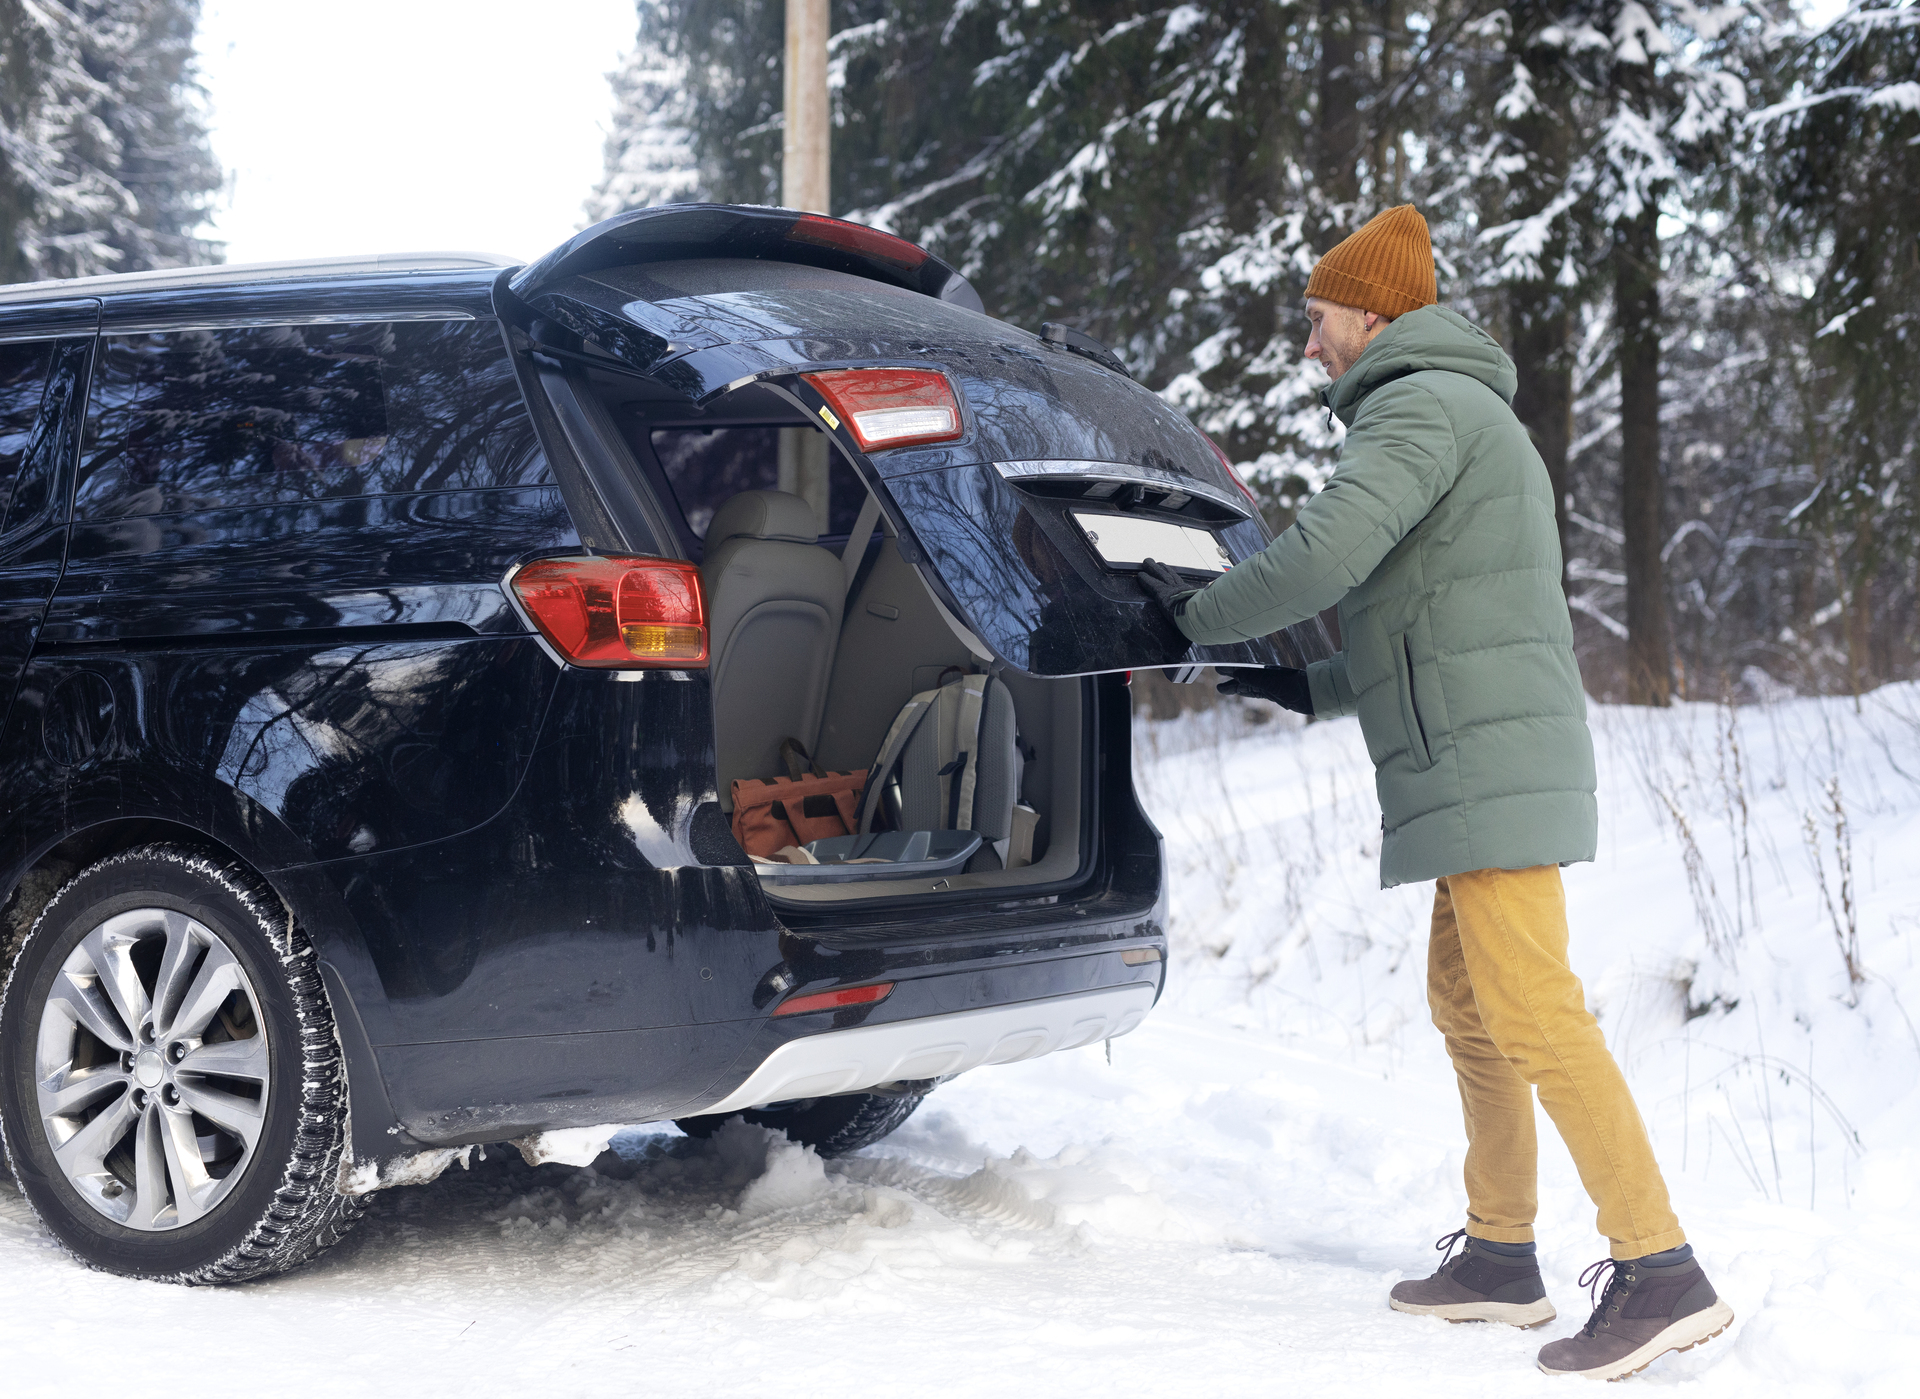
xmin=192 ymin=1 xmax=1855 ymax=268
xmin=194 ymin=1 xmax=637 ymax=266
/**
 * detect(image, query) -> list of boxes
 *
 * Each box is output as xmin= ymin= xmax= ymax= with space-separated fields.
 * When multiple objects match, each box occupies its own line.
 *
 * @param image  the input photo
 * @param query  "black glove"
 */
xmin=1217 ymin=666 xmax=1313 ymax=715
xmin=1136 ymin=558 xmax=1198 ymax=619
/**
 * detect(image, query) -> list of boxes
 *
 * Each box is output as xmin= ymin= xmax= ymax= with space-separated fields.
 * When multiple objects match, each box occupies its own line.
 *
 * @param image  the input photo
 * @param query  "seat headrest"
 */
xmin=706 ymin=490 xmax=821 ymax=547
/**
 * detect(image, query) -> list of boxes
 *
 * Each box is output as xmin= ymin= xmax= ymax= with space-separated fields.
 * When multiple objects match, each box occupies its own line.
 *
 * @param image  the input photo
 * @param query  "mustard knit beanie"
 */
xmin=1304 ymin=204 xmax=1437 ymax=318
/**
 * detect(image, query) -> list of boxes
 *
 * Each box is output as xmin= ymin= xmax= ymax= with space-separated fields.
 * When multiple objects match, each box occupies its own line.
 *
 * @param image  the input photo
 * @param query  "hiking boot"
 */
xmin=1537 ymin=1253 xmax=1734 ymax=1381
xmin=1389 ymin=1229 xmax=1557 ymax=1327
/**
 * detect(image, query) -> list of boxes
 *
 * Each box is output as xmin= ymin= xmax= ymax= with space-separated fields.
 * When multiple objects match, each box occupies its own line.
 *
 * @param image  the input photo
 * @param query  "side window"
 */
xmin=0 ymin=340 xmax=54 ymax=533
xmin=77 ymin=320 xmax=550 ymax=518
xmin=647 ymin=423 xmax=867 ymax=541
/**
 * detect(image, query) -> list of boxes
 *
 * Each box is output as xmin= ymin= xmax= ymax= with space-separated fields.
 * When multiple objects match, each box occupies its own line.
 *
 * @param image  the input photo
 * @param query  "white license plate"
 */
xmin=1071 ymin=511 xmax=1234 ymax=574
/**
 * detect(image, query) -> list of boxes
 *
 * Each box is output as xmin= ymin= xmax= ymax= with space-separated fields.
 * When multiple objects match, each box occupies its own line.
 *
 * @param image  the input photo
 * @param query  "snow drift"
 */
xmin=1 ymin=684 xmax=1915 ymax=1397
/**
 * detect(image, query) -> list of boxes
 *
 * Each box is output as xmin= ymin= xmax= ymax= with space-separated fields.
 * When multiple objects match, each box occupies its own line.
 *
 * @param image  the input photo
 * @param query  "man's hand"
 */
xmin=1217 ymin=666 xmax=1313 ymax=715
xmin=1136 ymin=558 xmax=1198 ymax=619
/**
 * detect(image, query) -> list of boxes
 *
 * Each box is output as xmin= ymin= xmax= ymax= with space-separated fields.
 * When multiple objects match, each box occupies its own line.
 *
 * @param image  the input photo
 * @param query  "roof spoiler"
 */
xmin=509 ymin=204 xmax=983 ymax=313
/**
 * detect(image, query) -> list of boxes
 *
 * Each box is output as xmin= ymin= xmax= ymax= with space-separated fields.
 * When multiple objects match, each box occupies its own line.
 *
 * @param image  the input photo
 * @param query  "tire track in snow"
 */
xmin=836 ymin=1154 xmax=1062 ymax=1231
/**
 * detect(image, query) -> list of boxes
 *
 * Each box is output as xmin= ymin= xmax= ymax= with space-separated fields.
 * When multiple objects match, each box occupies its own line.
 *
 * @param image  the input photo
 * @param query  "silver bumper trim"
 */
xmin=697 ymin=982 xmax=1158 ymax=1116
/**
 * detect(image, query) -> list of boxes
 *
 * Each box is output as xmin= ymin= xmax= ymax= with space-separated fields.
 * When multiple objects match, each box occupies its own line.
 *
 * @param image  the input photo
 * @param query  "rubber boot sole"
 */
xmin=1389 ymin=1295 xmax=1558 ymax=1328
xmin=1537 ymin=1299 xmax=1736 ymax=1381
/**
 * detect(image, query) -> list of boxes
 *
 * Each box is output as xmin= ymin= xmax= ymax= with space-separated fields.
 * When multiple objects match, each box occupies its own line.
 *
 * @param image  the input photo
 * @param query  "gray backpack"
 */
xmin=854 ymin=670 xmax=1024 ymax=863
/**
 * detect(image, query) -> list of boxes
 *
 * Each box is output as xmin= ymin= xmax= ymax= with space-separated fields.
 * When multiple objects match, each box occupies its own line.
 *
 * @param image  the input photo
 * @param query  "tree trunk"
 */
xmin=1315 ymin=0 xmax=1364 ymax=215
xmin=1502 ymin=14 xmax=1575 ymax=590
xmin=1614 ymin=199 xmax=1672 ymax=705
xmin=1510 ymin=291 xmax=1574 ymax=590
xmin=1369 ymin=0 xmax=1401 ymax=202
xmin=1843 ymin=514 xmax=1875 ymax=706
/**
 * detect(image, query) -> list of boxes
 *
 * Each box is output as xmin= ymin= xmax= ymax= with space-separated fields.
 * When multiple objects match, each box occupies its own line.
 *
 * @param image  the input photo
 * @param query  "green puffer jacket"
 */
xmin=1176 ymin=305 xmax=1597 ymax=888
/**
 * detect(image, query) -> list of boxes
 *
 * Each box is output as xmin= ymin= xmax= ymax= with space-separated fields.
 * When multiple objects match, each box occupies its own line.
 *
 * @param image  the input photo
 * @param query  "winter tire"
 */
xmin=676 ymin=1090 xmax=926 ymax=1158
xmin=0 ymin=845 xmax=364 ymax=1282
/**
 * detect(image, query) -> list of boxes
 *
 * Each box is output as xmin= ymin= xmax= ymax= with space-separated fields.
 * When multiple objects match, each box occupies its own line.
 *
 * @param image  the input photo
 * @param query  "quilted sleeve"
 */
xmin=1175 ymin=381 xmax=1459 ymax=645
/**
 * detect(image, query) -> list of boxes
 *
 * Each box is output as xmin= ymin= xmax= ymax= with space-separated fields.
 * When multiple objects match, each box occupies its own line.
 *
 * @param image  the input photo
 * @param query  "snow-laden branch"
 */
xmin=1569 ymin=593 xmax=1632 ymax=637
xmin=1747 ymin=80 xmax=1920 ymax=125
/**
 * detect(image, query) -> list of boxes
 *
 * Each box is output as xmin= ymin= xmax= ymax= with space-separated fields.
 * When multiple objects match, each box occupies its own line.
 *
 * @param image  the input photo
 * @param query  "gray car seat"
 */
xmin=702 ymin=490 xmax=846 ymax=806
xmin=853 ymin=671 xmax=1025 ymax=865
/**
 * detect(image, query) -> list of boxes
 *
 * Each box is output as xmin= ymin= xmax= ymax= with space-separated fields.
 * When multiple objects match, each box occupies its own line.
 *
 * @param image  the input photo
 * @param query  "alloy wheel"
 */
xmin=32 ymin=908 xmax=271 ymax=1230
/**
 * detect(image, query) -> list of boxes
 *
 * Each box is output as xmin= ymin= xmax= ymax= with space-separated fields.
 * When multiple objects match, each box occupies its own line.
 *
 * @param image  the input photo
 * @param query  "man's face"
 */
xmin=1304 ymin=297 xmax=1385 ymax=381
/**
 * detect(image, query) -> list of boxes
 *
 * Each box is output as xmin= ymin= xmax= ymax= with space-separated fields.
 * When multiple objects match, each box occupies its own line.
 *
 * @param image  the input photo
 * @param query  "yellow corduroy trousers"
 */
xmin=1428 ymin=865 xmax=1686 ymax=1261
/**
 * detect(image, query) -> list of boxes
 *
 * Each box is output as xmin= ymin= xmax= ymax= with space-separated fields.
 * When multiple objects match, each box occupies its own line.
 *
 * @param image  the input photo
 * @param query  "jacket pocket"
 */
xmin=1394 ymin=632 xmax=1434 ymax=772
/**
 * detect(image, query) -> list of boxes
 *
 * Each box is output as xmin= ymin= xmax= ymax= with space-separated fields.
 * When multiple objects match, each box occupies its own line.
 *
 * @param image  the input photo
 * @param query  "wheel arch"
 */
xmin=0 ymin=818 xmax=417 ymax=1174
xmin=0 ymin=835 xmax=372 ymax=1279
xmin=2 ymin=818 xmax=214 ymax=977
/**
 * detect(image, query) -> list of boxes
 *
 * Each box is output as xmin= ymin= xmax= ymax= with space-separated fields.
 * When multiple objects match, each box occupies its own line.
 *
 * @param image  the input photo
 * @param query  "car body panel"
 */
xmin=46 ymin=488 xmax=562 ymax=643
xmin=874 ymin=462 xmax=1276 ymax=675
xmin=514 ymin=260 xmax=1328 ymax=677
xmin=303 ymin=670 xmax=1164 ymax=1146
xmin=0 ymin=336 xmax=91 ymax=737
xmin=0 ymin=229 xmax=1176 ymax=1183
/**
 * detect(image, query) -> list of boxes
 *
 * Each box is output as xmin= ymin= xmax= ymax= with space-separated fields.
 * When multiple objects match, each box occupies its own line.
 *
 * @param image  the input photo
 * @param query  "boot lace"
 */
xmin=1433 ymin=1228 xmax=1469 ymax=1269
xmin=1576 ymin=1258 xmax=1633 ymax=1336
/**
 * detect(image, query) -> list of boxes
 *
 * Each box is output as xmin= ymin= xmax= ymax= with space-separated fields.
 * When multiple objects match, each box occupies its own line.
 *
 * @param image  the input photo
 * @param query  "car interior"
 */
xmin=572 ymin=368 xmax=1089 ymax=904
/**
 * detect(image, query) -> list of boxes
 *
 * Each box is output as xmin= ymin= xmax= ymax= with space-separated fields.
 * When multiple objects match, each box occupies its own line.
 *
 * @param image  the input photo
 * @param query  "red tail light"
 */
xmin=771 ymin=981 xmax=895 ymax=1017
xmin=803 ymin=368 xmax=963 ymax=452
xmin=509 ymin=555 xmax=708 ymax=668
xmin=787 ymin=213 xmax=930 ymax=272
xmin=1204 ymin=434 xmax=1264 ymax=514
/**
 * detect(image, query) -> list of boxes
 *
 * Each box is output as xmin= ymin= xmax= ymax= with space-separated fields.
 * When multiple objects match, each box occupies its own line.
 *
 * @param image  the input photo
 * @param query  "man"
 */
xmin=1137 ymin=205 xmax=1734 ymax=1382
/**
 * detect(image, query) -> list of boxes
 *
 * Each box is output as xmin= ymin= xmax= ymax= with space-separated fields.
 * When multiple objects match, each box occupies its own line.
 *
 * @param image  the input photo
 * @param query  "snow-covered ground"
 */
xmin=3 ymin=687 xmax=1916 ymax=1396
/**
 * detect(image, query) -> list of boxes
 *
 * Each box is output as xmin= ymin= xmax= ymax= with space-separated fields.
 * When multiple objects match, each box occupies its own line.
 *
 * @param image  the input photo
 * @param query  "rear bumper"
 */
xmin=694 ymin=982 xmax=1156 ymax=1115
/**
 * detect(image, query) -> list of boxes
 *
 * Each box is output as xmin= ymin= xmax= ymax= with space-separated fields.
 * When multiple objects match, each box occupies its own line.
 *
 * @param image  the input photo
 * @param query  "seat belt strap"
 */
xmin=843 ymin=489 xmax=883 ymax=594
xmin=855 ymin=688 xmax=937 ymax=833
xmin=952 ymin=675 xmax=987 ymax=832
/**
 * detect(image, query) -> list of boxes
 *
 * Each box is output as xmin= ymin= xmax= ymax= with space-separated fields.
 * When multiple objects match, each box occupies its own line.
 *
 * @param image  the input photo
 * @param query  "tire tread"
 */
xmin=676 ymin=1090 xmax=926 ymax=1158
xmin=0 ymin=844 xmax=366 ymax=1284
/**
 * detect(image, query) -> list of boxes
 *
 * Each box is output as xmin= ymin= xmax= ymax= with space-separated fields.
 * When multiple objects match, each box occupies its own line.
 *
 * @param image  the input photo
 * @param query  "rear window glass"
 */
xmin=648 ymin=424 xmax=866 ymax=540
xmin=77 ymin=320 xmax=550 ymax=518
xmin=0 ymin=340 xmax=53 ymax=528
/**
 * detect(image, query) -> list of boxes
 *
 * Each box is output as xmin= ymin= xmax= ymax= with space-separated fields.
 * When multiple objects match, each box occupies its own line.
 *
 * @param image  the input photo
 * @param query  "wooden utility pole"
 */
xmin=781 ymin=0 xmax=834 ymax=533
xmin=783 ymin=0 xmax=830 ymax=214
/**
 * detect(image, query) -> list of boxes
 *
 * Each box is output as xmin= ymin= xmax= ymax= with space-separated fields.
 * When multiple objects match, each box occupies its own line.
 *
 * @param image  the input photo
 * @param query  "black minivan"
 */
xmin=0 ymin=205 xmax=1322 ymax=1282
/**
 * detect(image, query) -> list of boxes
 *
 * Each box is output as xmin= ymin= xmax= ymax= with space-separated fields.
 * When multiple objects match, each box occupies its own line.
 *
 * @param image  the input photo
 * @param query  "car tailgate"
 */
xmin=510 ymin=246 xmax=1328 ymax=677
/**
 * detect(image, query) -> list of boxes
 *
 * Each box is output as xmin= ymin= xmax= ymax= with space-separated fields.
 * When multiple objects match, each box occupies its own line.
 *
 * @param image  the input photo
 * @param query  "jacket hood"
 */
xmin=1323 ymin=305 xmax=1518 ymax=425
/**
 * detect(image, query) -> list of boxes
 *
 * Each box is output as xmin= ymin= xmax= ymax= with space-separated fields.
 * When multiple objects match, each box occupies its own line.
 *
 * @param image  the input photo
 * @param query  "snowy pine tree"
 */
xmin=586 ymin=0 xmax=701 ymax=222
xmin=1440 ymin=3 xmax=1772 ymax=701
xmin=0 ymin=0 xmax=221 ymax=283
xmin=593 ymin=0 xmax=1920 ymax=694
xmin=1755 ymin=0 xmax=1920 ymax=693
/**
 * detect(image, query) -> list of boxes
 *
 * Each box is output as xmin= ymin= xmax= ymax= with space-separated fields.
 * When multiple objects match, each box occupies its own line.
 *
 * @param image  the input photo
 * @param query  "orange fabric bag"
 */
xmin=729 ymin=739 xmax=868 ymax=859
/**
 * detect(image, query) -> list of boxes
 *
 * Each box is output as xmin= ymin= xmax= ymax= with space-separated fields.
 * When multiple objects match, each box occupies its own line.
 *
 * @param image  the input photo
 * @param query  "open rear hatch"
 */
xmin=506 ymin=204 xmax=1328 ymax=678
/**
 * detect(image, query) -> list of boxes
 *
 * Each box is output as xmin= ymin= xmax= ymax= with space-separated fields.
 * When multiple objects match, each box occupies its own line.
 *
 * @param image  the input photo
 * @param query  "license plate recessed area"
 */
xmin=1071 ymin=511 xmax=1234 ymax=575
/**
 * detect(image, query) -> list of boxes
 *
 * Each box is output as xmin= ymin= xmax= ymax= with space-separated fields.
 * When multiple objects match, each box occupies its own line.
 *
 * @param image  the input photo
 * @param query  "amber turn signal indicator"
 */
xmin=771 ymin=981 xmax=896 ymax=1017
xmin=803 ymin=368 xmax=964 ymax=452
xmin=510 ymin=555 xmax=708 ymax=668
